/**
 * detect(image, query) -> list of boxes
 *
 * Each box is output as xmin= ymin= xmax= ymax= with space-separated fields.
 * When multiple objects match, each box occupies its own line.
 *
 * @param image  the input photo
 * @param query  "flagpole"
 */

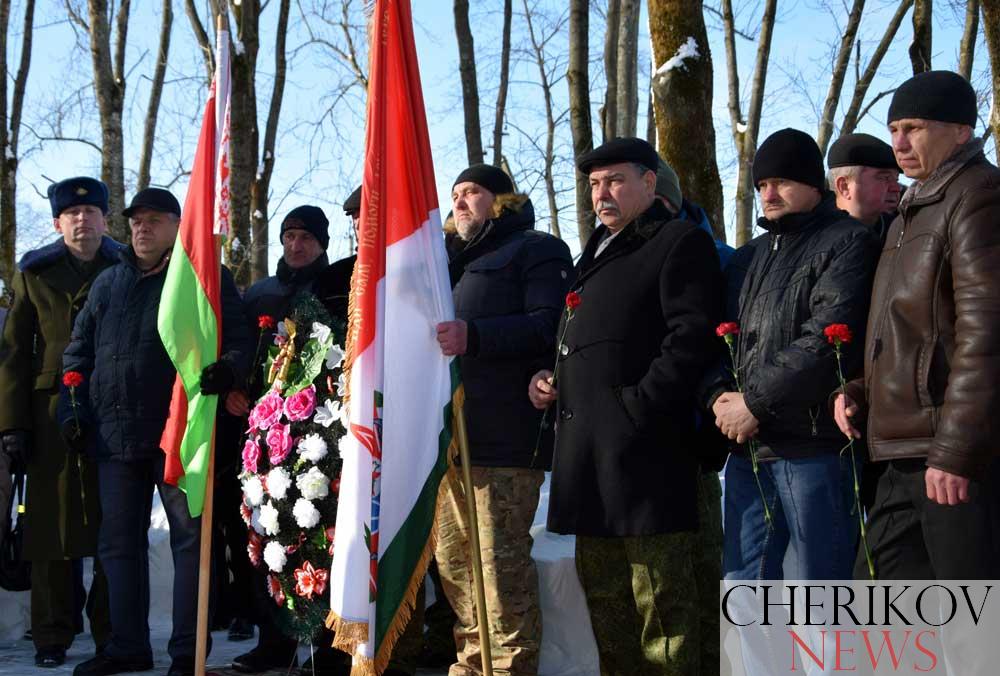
xmin=194 ymin=434 xmax=216 ymax=676
xmin=453 ymin=402 xmax=495 ymax=676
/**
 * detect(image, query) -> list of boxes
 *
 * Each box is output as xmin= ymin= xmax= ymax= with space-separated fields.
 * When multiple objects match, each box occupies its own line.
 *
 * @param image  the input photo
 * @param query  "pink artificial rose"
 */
xmin=283 ymin=385 xmax=317 ymax=422
xmin=242 ymin=438 xmax=261 ymax=474
xmin=266 ymin=423 xmax=294 ymax=465
xmin=251 ymin=391 xmax=284 ymax=431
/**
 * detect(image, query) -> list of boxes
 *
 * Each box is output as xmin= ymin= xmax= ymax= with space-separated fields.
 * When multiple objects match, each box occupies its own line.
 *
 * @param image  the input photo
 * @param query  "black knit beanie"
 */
xmin=281 ymin=205 xmax=330 ymax=249
xmin=452 ymin=164 xmax=514 ymax=196
xmin=752 ymin=128 xmax=825 ymax=191
xmin=887 ymin=70 xmax=978 ymax=127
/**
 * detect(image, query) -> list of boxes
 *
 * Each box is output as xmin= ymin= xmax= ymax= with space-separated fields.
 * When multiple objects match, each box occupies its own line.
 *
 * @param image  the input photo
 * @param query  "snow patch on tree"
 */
xmin=655 ymin=37 xmax=700 ymax=76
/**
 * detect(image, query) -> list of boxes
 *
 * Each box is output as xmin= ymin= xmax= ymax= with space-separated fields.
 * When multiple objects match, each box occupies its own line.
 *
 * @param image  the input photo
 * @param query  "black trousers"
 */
xmin=857 ymin=458 xmax=1000 ymax=579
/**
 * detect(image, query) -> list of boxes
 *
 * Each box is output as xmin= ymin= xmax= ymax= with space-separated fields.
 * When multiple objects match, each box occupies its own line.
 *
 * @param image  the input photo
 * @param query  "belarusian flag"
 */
xmin=326 ymin=0 xmax=460 ymax=672
xmin=158 ymin=28 xmax=232 ymax=518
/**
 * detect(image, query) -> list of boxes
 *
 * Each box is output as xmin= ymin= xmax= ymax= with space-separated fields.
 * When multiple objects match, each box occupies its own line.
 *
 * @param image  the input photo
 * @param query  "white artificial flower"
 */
xmin=313 ymin=399 xmax=343 ymax=428
xmin=310 ymin=322 xmax=332 ymax=344
xmin=293 ymin=498 xmax=321 ymax=529
xmin=336 ymin=373 xmax=347 ymax=397
xmin=297 ymin=433 xmax=329 ymax=463
xmin=325 ymin=343 xmax=345 ymax=370
xmin=258 ymin=501 xmax=281 ymax=536
xmin=296 ymin=466 xmax=330 ymax=501
xmin=250 ymin=508 xmax=265 ymax=535
xmin=266 ymin=466 xmax=292 ymax=501
xmin=263 ymin=540 xmax=287 ymax=572
xmin=242 ymin=476 xmax=265 ymax=507
xmin=338 ymin=435 xmax=352 ymax=459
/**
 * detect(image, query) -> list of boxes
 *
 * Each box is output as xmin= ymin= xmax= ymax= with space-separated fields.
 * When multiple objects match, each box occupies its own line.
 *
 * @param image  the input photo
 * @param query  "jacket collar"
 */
xmin=18 ymin=235 xmax=123 ymax=273
xmin=575 ymin=199 xmax=669 ymax=285
xmin=899 ymin=138 xmax=986 ymax=213
xmin=755 ymin=192 xmax=841 ymax=236
xmin=276 ymin=253 xmax=331 ymax=287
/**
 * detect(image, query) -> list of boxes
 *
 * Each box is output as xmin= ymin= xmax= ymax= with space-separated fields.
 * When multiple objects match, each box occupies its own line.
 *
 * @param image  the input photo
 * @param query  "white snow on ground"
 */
xmin=655 ymin=36 xmax=700 ymax=76
xmin=0 ymin=474 xmax=600 ymax=675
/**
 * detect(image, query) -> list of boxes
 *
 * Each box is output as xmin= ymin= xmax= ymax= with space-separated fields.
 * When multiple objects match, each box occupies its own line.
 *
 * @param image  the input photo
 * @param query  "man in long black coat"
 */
xmin=529 ymin=138 xmax=723 ymax=675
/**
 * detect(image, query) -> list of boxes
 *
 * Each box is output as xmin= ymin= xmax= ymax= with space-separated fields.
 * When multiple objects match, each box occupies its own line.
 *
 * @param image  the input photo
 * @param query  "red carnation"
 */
xmin=62 ymin=371 xmax=84 ymax=388
xmin=715 ymin=322 xmax=740 ymax=338
xmin=824 ymin=324 xmax=853 ymax=345
xmin=258 ymin=315 xmax=276 ymax=330
xmin=565 ymin=291 xmax=582 ymax=310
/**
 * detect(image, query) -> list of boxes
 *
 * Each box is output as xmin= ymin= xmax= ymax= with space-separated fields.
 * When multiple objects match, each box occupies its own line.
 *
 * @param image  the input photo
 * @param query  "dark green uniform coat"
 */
xmin=0 ymin=236 xmax=122 ymax=561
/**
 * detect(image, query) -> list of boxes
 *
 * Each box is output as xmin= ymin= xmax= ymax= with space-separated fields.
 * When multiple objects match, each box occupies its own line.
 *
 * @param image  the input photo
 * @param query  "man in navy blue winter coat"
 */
xmin=61 ymin=188 xmax=251 ymax=676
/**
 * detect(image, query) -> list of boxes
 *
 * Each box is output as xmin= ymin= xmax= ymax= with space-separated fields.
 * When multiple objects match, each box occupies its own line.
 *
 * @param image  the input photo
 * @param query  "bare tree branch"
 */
xmin=959 ymin=0 xmax=979 ymax=80
xmin=816 ymin=0 xmax=865 ymax=153
xmin=491 ymin=0 xmax=513 ymax=166
xmin=184 ymin=0 xmax=215 ymax=81
xmin=137 ymin=0 xmax=172 ymax=190
xmin=454 ymin=0 xmax=484 ymax=164
xmin=567 ymin=0 xmax=595 ymax=245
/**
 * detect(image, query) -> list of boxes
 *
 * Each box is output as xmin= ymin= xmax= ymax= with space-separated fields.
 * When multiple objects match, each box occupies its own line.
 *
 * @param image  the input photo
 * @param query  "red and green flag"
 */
xmin=158 ymin=29 xmax=232 ymax=518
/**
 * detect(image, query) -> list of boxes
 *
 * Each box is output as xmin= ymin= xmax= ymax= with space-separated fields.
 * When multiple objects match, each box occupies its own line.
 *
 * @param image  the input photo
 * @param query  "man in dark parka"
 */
xmin=0 ymin=177 xmax=117 ymax=668
xmin=436 ymin=163 xmax=573 ymax=676
xmin=529 ymin=138 xmax=723 ymax=675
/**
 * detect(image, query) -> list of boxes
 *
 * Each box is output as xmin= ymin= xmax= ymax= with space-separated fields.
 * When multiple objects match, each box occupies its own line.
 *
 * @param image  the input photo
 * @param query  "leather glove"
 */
xmin=1 ymin=430 xmax=31 ymax=466
xmin=60 ymin=420 xmax=90 ymax=454
xmin=200 ymin=360 xmax=236 ymax=396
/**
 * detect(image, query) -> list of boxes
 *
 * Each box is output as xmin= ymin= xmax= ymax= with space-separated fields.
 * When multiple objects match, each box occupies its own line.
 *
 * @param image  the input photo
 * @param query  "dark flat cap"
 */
xmin=752 ymin=128 xmax=825 ymax=191
xmin=576 ymin=137 xmax=659 ymax=174
xmin=887 ymin=70 xmax=978 ymax=127
xmin=452 ymin=164 xmax=514 ymax=196
xmin=343 ymin=186 xmax=362 ymax=214
xmin=122 ymin=187 xmax=181 ymax=218
xmin=828 ymin=133 xmax=900 ymax=171
xmin=47 ymin=176 xmax=109 ymax=218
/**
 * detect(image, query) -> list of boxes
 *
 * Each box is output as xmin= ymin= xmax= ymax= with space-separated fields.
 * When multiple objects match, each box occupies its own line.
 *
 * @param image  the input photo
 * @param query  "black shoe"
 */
xmin=72 ymin=653 xmax=155 ymax=676
xmin=232 ymin=645 xmax=298 ymax=673
xmin=35 ymin=648 xmax=66 ymax=668
xmin=167 ymin=659 xmax=194 ymax=676
xmin=298 ymin=648 xmax=350 ymax=676
xmin=228 ymin=617 xmax=255 ymax=642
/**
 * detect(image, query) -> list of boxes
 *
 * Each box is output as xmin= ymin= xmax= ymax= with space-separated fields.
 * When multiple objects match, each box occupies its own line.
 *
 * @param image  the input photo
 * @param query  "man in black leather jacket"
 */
xmin=434 ymin=164 xmax=572 ymax=675
xmin=707 ymin=128 xmax=881 ymax=580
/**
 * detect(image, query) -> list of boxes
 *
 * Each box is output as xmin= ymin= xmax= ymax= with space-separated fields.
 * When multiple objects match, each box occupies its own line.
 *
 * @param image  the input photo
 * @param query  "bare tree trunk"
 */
xmin=454 ymin=0 xmax=484 ymax=165
xmin=137 ymin=0 xmax=173 ymax=191
xmin=523 ymin=0 xmax=561 ymax=239
xmin=0 ymin=0 xmax=35 ymax=289
xmin=86 ymin=0 xmax=131 ymax=242
xmin=648 ymin=0 xmax=727 ymax=241
xmin=959 ymin=0 xmax=979 ymax=80
xmin=602 ymin=0 xmax=621 ymax=142
xmin=615 ymin=0 xmax=640 ymax=137
xmin=568 ymin=0 xmax=595 ymax=246
xmin=722 ymin=0 xmax=777 ymax=245
xmin=983 ymin=0 xmax=1000 ymax=163
xmin=491 ymin=0 xmax=513 ymax=166
xmin=250 ymin=0 xmax=290 ymax=282
xmin=816 ymin=0 xmax=865 ymax=154
xmin=910 ymin=0 xmax=932 ymax=74
xmin=841 ymin=0 xmax=913 ymax=134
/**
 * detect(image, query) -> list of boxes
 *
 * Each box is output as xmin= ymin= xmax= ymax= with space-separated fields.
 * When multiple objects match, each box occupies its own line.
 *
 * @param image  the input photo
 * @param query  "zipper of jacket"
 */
xmin=772 ymin=234 xmax=782 ymax=251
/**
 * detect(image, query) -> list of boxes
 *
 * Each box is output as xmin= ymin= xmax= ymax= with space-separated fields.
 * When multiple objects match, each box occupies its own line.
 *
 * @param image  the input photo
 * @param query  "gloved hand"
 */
xmin=1 ymin=430 xmax=31 ymax=466
xmin=200 ymin=360 xmax=236 ymax=395
xmin=60 ymin=421 xmax=90 ymax=454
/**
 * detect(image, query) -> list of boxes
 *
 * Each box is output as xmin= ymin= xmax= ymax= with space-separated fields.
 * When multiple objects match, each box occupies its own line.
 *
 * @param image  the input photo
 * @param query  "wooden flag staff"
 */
xmin=453 ymin=403 xmax=495 ymax=676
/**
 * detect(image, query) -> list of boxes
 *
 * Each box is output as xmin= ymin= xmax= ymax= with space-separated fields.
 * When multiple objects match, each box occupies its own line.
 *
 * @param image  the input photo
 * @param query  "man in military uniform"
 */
xmin=0 ymin=177 xmax=118 ymax=668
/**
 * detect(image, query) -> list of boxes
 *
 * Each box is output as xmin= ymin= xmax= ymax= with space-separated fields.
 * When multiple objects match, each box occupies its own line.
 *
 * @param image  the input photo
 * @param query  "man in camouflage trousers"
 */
xmin=435 ymin=164 xmax=572 ymax=675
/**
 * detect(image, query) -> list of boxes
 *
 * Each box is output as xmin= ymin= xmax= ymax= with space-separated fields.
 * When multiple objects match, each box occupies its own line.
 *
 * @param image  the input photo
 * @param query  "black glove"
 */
xmin=1 ymin=430 xmax=31 ymax=466
xmin=200 ymin=360 xmax=236 ymax=395
xmin=60 ymin=420 xmax=90 ymax=454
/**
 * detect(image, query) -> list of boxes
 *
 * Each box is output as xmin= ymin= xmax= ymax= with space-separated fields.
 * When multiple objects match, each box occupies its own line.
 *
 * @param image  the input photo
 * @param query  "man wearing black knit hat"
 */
xmin=704 ymin=128 xmax=881 ymax=581
xmin=530 ymin=137 xmax=723 ymax=674
xmin=834 ymin=71 xmax=1000 ymax=580
xmin=828 ymin=132 xmax=901 ymax=241
xmin=436 ymin=162 xmax=572 ymax=676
